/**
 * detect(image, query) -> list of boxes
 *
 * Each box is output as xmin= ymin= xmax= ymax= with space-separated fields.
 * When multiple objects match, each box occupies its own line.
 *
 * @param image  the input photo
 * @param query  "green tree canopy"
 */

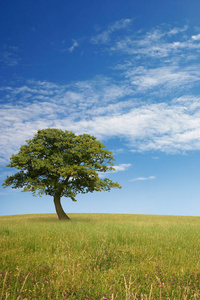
xmin=2 ymin=128 xmax=121 ymax=219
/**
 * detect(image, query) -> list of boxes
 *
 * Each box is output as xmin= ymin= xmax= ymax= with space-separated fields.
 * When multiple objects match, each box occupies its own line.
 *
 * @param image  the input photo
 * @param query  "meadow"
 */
xmin=0 ymin=213 xmax=200 ymax=300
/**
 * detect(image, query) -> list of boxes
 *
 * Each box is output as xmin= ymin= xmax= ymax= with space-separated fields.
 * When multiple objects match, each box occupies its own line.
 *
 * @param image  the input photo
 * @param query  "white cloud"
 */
xmin=98 ymin=163 xmax=131 ymax=178
xmin=113 ymin=164 xmax=131 ymax=172
xmin=168 ymin=25 xmax=188 ymax=35
xmin=127 ymin=65 xmax=200 ymax=91
xmin=91 ymin=18 xmax=132 ymax=44
xmin=191 ymin=34 xmax=200 ymax=41
xmin=130 ymin=176 xmax=156 ymax=182
xmin=65 ymin=96 xmax=200 ymax=153
xmin=110 ymin=25 xmax=200 ymax=60
xmin=68 ymin=40 xmax=79 ymax=52
xmin=1 ymin=77 xmax=200 ymax=167
xmin=2 ymin=25 xmax=200 ymax=167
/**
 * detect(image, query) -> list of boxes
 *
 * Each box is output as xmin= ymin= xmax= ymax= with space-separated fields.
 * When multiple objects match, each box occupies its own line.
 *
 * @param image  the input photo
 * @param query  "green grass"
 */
xmin=0 ymin=213 xmax=200 ymax=299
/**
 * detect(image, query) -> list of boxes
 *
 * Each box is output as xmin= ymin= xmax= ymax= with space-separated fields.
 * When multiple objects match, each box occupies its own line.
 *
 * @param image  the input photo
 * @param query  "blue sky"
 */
xmin=1 ymin=0 xmax=200 ymax=216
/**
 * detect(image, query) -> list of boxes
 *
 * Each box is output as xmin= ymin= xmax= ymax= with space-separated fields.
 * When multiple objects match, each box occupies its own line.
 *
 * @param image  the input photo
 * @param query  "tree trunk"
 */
xmin=53 ymin=193 xmax=70 ymax=220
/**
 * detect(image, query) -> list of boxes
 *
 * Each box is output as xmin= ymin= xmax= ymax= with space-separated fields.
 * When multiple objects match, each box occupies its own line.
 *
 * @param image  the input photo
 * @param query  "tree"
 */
xmin=2 ymin=128 xmax=121 ymax=220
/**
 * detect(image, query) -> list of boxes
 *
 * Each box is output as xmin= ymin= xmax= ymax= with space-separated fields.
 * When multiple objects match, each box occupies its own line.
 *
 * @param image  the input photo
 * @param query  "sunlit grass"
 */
xmin=0 ymin=213 xmax=200 ymax=299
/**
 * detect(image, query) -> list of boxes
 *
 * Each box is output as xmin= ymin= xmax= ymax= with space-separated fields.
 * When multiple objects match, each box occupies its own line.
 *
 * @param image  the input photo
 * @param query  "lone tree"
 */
xmin=2 ymin=128 xmax=121 ymax=220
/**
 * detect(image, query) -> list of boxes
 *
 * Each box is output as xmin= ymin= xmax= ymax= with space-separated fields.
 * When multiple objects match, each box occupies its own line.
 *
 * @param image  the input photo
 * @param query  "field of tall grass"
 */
xmin=0 ymin=213 xmax=200 ymax=299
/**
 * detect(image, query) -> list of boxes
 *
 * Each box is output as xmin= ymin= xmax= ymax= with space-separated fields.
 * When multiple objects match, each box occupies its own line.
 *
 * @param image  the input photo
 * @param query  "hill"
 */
xmin=0 ymin=213 xmax=200 ymax=299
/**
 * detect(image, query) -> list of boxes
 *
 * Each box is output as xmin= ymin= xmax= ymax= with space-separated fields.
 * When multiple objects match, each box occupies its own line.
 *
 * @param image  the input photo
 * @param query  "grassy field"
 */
xmin=0 ymin=213 xmax=200 ymax=300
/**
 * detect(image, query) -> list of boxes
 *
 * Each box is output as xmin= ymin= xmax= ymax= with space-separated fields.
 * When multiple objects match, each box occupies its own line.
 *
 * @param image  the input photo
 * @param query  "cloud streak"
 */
xmin=113 ymin=164 xmax=131 ymax=172
xmin=68 ymin=40 xmax=79 ymax=52
xmin=99 ymin=163 xmax=131 ymax=178
xmin=130 ymin=176 xmax=156 ymax=182
xmin=91 ymin=18 xmax=133 ymax=44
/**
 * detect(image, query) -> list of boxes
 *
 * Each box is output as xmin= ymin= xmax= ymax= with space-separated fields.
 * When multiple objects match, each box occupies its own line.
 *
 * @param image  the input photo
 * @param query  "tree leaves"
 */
xmin=2 ymin=128 xmax=121 ymax=200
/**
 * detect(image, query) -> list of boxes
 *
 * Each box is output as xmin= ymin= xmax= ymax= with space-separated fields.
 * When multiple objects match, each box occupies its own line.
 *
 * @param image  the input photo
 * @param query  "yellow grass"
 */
xmin=0 ymin=213 xmax=200 ymax=299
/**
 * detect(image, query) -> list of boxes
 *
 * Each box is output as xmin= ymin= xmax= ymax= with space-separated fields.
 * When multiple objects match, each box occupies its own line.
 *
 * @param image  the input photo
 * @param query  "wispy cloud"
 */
xmin=1 ymin=79 xmax=200 ymax=165
xmin=130 ymin=176 xmax=156 ymax=182
xmin=68 ymin=40 xmax=79 ymax=52
xmin=124 ymin=65 xmax=200 ymax=93
xmin=91 ymin=18 xmax=133 ymax=44
xmin=98 ymin=163 xmax=131 ymax=178
xmin=110 ymin=25 xmax=200 ymax=61
xmin=65 ymin=96 xmax=200 ymax=153
xmin=0 ymin=45 xmax=20 ymax=66
xmin=191 ymin=33 xmax=200 ymax=41
xmin=1 ymin=24 xmax=200 ymax=166
xmin=60 ymin=40 xmax=80 ymax=53
xmin=113 ymin=164 xmax=131 ymax=172
xmin=167 ymin=25 xmax=188 ymax=36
